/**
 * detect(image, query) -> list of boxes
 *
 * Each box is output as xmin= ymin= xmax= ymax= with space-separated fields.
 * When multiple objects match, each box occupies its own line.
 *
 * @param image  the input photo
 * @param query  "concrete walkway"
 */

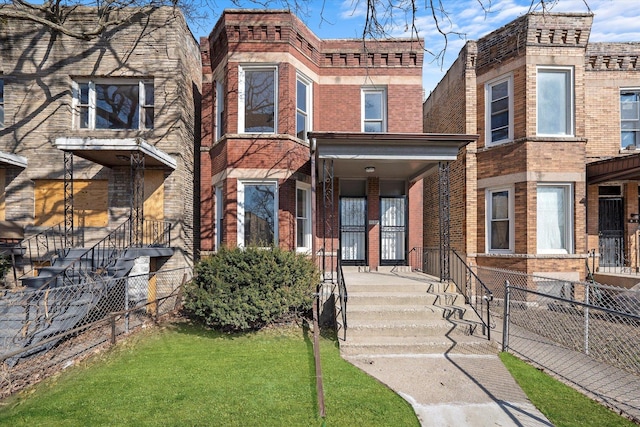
xmin=340 ymin=269 xmax=552 ymax=427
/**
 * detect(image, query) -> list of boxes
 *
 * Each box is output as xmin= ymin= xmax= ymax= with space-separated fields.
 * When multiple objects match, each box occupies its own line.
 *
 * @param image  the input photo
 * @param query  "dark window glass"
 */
xmin=95 ymin=84 xmax=139 ymax=130
xmin=244 ymin=70 xmax=275 ymax=132
xmin=244 ymin=184 xmax=275 ymax=245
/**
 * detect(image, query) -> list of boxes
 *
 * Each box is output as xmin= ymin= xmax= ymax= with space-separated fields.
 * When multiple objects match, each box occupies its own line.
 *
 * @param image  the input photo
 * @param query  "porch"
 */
xmin=309 ymin=132 xmax=477 ymax=272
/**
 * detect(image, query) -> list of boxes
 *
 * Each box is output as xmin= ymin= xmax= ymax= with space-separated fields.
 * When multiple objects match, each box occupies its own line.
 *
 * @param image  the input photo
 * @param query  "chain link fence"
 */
xmin=0 ymin=267 xmax=192 ymax=398
xmin=474 ymin=265 xmax=640 ymax=422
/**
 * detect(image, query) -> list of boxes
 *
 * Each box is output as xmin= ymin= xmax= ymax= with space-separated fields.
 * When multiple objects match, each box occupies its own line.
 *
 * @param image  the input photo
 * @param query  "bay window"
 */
xmin=537 ymin=67 xmax=573 ymax=136
xmin=486 ymin=187 xmax=513 ymax=253
xmin=237 ymin=180 xmax=278 ymax=247
xmin=239 ymin=66 xmax=277 ymax=133
xmin=537 ymin=184 xmax=573 ymax=254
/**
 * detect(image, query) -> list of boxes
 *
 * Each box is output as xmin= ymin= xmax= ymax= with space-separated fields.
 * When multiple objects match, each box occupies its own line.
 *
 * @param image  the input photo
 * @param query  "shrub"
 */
xmin=183 ymin=246 xmax=318 ymax=331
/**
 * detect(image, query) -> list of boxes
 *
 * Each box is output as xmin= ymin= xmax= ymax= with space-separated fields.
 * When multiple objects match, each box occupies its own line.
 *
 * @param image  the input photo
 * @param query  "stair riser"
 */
xmin=347 ymin=324 xmax=475 ymax=338
xmin=348 ymin=307 xmax=473 ymax=322
xmin=340 ymin=342 xmax=498 ymax=356
xmin=348 ymin=294 xmax=465 ymax=307
xmin=347 ymin=284 xmax=432 ymax=293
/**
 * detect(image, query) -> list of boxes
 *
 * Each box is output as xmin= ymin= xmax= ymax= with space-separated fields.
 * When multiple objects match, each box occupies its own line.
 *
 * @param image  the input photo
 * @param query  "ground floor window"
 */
xmin=537 ymin=184 xmax=573 ymax=254
xmin=237 ymin=180 xmax=278 ymax=247
xmin=296 ymin=182 xmax=311 ymax=252
xmin=486 ymin=187 xmax=513 ymax=253
xmin=34 ymin=179 xmax=108 ymax=227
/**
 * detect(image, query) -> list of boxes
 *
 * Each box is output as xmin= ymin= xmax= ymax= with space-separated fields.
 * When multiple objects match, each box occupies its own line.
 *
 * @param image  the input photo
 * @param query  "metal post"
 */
xmin=130 ymin=153 xmax=145 ymax=247
xmin=63 ymin=151 xmax=74 ymax=248
xmin=438 ymin=162 xmax=451 ymax=282
xmin=584 ymin=282 xmax=590 ymax=355
xmin=322 ymin=159 xmax=334 ymax=282
xmin=502 ymin=280 xmax=510 ymax=352
xmin=124 ymin=278 xmax=130 ymax=333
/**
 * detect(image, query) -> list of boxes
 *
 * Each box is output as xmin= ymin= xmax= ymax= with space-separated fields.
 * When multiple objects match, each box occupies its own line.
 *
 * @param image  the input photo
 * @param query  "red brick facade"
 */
xmin=200 ymin=10 xmax=426 ymax=269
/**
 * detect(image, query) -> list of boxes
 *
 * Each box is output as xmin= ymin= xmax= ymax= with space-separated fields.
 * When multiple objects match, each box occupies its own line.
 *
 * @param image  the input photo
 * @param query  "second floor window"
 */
xmin=215 ymin=81 xmax=225 ymax=141
xmin=362 ymin=87 xmax=387 ymax=132
xmin=0 ymin=78 xmax=4 ymax=128
xmin=486 ymin=75 xmax=513 ymax=145
xmin=621 ymin=90 xmax=640 ymax=149
xmin=537 ymin=67 xmax=573 ymax=136
xmin=75 ymin=80 xmax=154 ymax=130
xmin=296 ymin=74 xmax=311 ymax=140
xmin=239 ymin=66 xmax=277 ymax=133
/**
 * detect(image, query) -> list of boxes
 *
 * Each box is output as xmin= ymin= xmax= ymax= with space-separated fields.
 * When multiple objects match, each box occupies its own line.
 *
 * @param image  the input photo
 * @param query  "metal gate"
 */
xmin=599 ymin=197 xmax=624 ymax=268
xmin=340 ymin=197 xmax=367 ymax=265
xmin=380 ymin=197 xmax=406 ymax=265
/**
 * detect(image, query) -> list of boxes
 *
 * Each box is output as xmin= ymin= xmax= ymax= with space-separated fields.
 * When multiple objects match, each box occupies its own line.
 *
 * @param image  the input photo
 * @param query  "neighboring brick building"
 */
xmin=0 ymin=7 xmax=201 ymax=270
xmin=200 ymin=9 xmax=475 ymax=270
xmin=424 ymin=12 xmax=640 ymax=286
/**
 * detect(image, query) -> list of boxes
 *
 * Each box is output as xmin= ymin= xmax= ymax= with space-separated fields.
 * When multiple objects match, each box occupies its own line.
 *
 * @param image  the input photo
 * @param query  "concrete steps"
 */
xmin=340 ymin=271 xmax=497 ymax=357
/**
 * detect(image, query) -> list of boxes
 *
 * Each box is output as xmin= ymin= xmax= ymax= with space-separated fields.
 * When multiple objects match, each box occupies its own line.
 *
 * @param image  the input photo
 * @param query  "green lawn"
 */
xmin=0 ymin=322 xmax=419 ymax=426
xmin=500 ymin=352 xmax=636 ymax=427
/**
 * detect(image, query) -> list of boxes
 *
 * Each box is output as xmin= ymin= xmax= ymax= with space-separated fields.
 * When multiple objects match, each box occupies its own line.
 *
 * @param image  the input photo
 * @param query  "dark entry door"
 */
xmin=340 ymin=197 xmax=367 ymax=265
xmin=380 ymin=197 xmax=406 ymax=265
xmin=599 ymin=198 xmax=624 ymax=267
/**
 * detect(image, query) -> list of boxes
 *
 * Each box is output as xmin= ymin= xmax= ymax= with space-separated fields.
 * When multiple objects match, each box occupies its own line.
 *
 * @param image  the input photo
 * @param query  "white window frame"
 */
xmin=485 ymin=74 xmax=513 ymax=146
xmin=620 ymin=88 xmax=640 ymax=149
xmin=238 ymin=65 xmax=278 ymax=134
xmin=486 ymin=187 xmax=514 ymax=254
xmin=536 ymin=66 xmax=574 ymax=137
xmin=215 ymin=80 xmax=225 ymax=141
xmin=536 ymin=183 xmax=573 ymax=255
xmin=237 ymin=179 xmax=279 ymax=247
xmin=215 ymin=184 xmax=223 ymax=251
xmin=361 ymin=87 xmax=387 ymax=132
xmin=296 ymin=72 xmax=312 ymax=141
xmin=72 ymin=79 xmax=153 ymax=130
xmin=296 ymin=182 xmax=312 ymax=253
xmin=0 ymin=78 xmax=4 ymax=128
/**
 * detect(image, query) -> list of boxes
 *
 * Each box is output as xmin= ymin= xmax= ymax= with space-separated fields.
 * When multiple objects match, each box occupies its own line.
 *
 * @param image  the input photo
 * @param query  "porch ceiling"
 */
xmin=54 ymin=137 xmax=177 ymax=170
xmin=309 ymin=132 xmax=477 ymax=181
xmin=587 ymin=153 xmax=640 ymax=184
xmin=0 ymin=151 xmax=27 ymax=169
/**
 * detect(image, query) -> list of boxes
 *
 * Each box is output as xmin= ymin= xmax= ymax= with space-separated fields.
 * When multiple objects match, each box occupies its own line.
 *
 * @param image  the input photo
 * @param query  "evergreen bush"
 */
xmin=183 ymin=246 xmax=318 ymax=331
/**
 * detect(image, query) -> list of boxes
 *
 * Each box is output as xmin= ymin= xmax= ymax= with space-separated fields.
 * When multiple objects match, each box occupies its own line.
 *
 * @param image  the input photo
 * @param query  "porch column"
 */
xmin=438 ymin=162 xmax=450 ymax=281
xmin=63 ymin=151 xmax=74 ymax=247
xmin=321 ymin=158 xmax=335 ymax=280
xmin=368 ymin=177 xmax=380 ymax=270
xmin=131 ymin=153 xmax=145 ymax=247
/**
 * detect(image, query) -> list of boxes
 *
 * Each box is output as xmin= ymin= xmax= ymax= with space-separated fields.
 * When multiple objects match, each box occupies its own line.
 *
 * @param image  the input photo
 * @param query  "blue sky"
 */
xmin=195 ymin=0 xmax=640 ymax=93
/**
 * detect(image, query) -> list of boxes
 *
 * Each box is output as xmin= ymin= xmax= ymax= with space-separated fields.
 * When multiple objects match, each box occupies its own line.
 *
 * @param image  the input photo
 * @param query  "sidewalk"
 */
xmin=347 ymin=351 xmax=552 ymax=427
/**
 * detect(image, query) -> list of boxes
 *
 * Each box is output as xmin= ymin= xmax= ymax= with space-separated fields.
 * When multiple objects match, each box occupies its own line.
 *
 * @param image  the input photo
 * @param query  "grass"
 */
xmin=0 ymin=322 xmax=419 ymax=426
xmin=500 ymin=352 xmax=636 ymax=427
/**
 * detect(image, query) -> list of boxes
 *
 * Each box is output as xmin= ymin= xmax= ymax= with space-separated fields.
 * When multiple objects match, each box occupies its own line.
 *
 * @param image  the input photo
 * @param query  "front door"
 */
xmin=599 ymin=197 xmax=624 ymax=267
xmin=380 ymin=197 xmax=406 ymax=265
xmin=340 ymin=197 xmax=367 ymax=265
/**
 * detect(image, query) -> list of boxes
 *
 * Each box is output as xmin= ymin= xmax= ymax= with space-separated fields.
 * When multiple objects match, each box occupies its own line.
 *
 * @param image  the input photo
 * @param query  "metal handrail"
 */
xmin=451 ymin=250 xmax=493 ymax=340
xmin=336 ymin=249 xmax=347 ymax=341
xmin=31 ymin=219 xmax=171 ymax=292
xmin=17 ymin=222 xmax=67 ymax=280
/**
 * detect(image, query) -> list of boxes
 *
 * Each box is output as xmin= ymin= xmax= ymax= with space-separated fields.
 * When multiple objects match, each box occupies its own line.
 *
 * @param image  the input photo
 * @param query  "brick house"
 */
xmin=200 ymin=9 xmax=475 ymax=271
xmin=0 ymin=7 xmax=200 ymax=276
xmin=423 ymin=12 xmax=640 ymax=288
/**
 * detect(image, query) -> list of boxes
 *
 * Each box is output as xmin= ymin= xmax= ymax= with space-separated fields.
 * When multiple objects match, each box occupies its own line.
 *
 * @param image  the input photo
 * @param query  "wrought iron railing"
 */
xmin=336 ymin=249 xmax=347 ymax=341
xmin=594 ymin=231 xmax=640 ymax=275
xmin=450 ymin=250 xmax=494 ymax=340
xmin=27 ymin=219 xmax=171 ymax=291
xmin=409 ymin=247 xmax=493 ymax=340
xmin=16 ymin=222 xmax=67 ymax=282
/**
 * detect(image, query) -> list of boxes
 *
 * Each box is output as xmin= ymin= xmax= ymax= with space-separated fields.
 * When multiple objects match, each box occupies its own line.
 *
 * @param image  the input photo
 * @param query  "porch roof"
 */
xmin=587 ymin=153 xmax=640 ymax=184
xmin=54 ymin=137 xmax=177 ymax=170
xmin=309 ymin=132 xmax=477 ymax=181
xmin=0 ymin=151 xmax=27 ymax=169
